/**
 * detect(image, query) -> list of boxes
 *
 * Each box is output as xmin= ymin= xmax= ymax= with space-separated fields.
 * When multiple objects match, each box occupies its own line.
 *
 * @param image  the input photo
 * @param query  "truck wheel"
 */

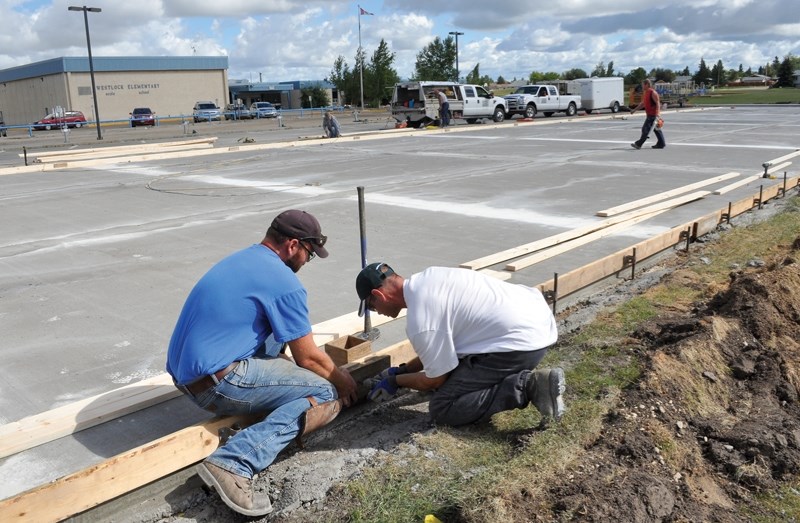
xmin=524 ymin=104 xmax=536 ymax=118
xmin=611 ymin=102 xmax=620 ymax=113
xmin=566 ymin=103 xmax=577 ymax=117
xmin=492 ymin=107 xmax=506 ymax=123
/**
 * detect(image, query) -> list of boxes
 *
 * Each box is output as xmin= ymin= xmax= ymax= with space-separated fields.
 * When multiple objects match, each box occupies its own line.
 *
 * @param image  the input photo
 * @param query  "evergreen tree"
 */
xmin=606 ymin=61 xmax=615 ymax=77
xmin=710 ymin=60 xmax=726 ymax=86
xmin=591 ymin=61 xmax=606 ymax=77
xmin=365 ymin=39 xmax=400 ymax=106
xmin=413 ymin=36 xmax=457 ymax=81
xmin=776 ymin=55 xmax=795 ymax=87
xmin=693 ymin=57 xmax=712 ymax=86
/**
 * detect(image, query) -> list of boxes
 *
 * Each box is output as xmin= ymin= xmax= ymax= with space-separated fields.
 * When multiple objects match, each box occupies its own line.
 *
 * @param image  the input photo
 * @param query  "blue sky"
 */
xmin=1 ymin=0 xmax=797 ymax=82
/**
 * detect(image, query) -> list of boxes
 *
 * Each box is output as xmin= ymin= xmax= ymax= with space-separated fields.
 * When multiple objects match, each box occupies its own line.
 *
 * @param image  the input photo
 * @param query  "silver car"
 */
xmin=250 ymin=102 xmax=278 ymax=118
xmin=193 ymin=101 xmax=221 ymax=122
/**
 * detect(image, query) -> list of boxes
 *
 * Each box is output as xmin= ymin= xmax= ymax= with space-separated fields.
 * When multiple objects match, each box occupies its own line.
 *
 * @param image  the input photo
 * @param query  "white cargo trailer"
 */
xmin=573 ymin=77 xmax=624 ymax=114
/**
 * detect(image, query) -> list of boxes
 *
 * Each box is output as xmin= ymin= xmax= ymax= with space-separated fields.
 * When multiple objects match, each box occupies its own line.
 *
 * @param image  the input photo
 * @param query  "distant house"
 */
xmin=794 ymin=70 xmax=800 ymax=88
xmin=738 ymin=74 xmax=774 ymax=86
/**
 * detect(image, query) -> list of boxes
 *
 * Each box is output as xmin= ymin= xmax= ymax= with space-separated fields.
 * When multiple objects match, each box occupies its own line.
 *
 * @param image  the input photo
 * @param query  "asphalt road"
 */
xmin=1 ymin=105 xmax=798 ymax=500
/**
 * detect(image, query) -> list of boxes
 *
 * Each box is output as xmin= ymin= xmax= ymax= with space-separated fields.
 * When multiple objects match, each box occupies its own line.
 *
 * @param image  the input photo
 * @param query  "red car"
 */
xmin=32 ymin=111 xmax=87 ymax=131
xmin=130 ymin=107 xmax=156 ymax=127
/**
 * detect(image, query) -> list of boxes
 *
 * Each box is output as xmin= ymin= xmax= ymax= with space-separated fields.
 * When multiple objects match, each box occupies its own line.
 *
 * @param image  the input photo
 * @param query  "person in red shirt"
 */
xmin=630 ymin=79 xmax=666 ymax=149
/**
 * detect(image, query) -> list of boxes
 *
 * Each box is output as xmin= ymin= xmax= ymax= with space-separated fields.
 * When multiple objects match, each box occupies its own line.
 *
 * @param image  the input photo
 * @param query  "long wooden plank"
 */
xmin=0 ymin=349 xmax=402 ymax=523
xmin=505 ymin=209 xmax=668 ymax=271
xmin=713 ymin=174 xmax=761 ymax=195
xmin=0 ymin=374 xmax=180 ymax=460
xmin=460 ymin=191 xmax=710 ymax=270
xmin=19 ymin=138 xmax=219 ymax=159
xmin=595 ymin=172 xmax=739 ymax=217
xmin=0 ymin=308 xmax=407 ymax=459
xmin=35 ymin=143 xmax=214 ymax=163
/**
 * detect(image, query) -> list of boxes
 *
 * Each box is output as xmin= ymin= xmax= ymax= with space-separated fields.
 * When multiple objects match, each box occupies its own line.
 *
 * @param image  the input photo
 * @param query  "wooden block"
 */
xmin=325 ymin=335 xmax=372 ymax=365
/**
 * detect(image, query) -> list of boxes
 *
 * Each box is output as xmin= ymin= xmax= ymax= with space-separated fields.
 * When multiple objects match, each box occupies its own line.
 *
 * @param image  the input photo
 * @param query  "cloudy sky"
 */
xmin=1 ymin=0 xmax=798 ymax=83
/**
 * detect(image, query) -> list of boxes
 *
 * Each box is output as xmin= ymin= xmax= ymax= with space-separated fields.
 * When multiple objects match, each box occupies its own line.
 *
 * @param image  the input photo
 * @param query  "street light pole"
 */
xmin=68 ymin=5 xmax=102 ymax=140
xmin=448 ymin=31 xmax=464 ymax=82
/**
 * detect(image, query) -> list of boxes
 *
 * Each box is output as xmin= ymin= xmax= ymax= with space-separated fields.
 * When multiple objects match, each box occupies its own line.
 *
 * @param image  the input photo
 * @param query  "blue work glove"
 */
xmin=366 ymin=376 xmax=399 ymax=403
xmin=376 ymin=364 xmax=409 ymax=380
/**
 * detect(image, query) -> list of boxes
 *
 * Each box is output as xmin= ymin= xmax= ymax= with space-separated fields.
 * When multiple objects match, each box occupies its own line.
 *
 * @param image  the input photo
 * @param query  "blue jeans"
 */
xmin=189 ymin=357 xmax=337 ymax=478
xmin=635 ymin=114 xmax=665 ymax=147
xmin=439 ymin=101 xmax=450 ymax=127
xmin=429 ymin=349 xmax=547 ymax=426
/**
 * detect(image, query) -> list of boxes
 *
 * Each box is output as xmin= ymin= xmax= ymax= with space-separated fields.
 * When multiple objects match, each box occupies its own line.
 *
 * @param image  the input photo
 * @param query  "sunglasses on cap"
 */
xmin=298 ymin=235 xmax=327 ymax=248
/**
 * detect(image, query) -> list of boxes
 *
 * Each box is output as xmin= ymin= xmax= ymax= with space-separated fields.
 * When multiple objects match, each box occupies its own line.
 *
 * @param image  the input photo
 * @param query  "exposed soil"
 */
xmin=544 ymin=246 xmax=800 ymax=522
xmin=151 ymin=212 xmax=800 ymax=523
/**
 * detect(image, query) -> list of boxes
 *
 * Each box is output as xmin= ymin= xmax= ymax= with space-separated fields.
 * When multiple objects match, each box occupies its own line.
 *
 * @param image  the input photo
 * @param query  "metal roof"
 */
xmin=0 ymin=56 xmax=228 ymax=83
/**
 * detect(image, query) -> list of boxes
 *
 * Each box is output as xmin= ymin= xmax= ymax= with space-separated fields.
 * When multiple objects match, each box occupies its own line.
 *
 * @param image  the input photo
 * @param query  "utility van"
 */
xmin=392 ymin=81 xmax=507 ymax=128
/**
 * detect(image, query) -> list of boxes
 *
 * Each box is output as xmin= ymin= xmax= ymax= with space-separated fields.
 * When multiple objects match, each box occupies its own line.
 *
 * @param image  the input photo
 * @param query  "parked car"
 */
xmin=192 ymin=101 xmax=221 ymax=122
xmin=130 ymin=107 xmax=156 ymax=127
xmin=32 ymin=110 xmax=87 ymax=131
xmin=250 ymin=101 xmax=278 ymax=118
xmin=224 ymin=103 xmax=253 ymax=120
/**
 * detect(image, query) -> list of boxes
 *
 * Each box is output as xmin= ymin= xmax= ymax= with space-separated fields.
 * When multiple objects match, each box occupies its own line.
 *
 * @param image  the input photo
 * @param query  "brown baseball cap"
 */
xmin=270 ymin=210 xmax=329 ymax=258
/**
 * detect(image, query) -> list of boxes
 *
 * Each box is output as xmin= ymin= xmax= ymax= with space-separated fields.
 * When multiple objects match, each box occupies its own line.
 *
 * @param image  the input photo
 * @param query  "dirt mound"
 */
xmin=547 ymin=245 xmax=800 ymax=522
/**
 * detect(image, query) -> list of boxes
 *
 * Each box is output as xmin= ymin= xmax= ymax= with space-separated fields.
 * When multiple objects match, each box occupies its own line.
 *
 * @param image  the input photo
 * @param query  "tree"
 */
xmin=710 ymin=59 xmax=726 ymax=86
xmin=496 ymin=75 xmax=507 ymax=84
xmin=529 ymin=71 xmax=560 ymax=83
xmin=776 ymin=55 xmax=795 ymax=87
xmin=649 ymin=68 xmax=676 ymax=83
xmin=624 ymin=67 xmax=647 ymax=86
xmin=591 ymin=61 xmax=607 ymax=77
xmin=300 ymin=85 xmax=330 ymax=108
xmin=328 ymin=56 xmax=358 ymax=106
xmin=693 ymin=57 xmax=712 ymax=87
xmin=562 ymin=68 xmax=588 ymax=80
xmin=413 ymin=36 xmax=457 ymax=81
xmin=365 ymin=39 xmax=399 ymax=106
xmin=606 ymin=61 xmax=615 ymax=77
xmin=680 ymin=66 xmax=691 ymax=76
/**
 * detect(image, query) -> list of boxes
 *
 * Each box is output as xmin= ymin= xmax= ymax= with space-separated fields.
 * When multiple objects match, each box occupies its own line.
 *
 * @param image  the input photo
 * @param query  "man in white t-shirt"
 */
xmin=355 ymin=262 xmax=565 ymax=426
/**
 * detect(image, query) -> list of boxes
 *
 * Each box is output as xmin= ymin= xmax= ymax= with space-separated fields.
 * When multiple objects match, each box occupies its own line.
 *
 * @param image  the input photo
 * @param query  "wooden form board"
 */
xmin=767 ymin=161 xmax=792 ymax=174
xmin=505 ymin=209 xmax=668 ymax=271
xmin=0 ymin=350 xmax=401 ymax=523
xmin=33 ymin=142 xmax=214 ymax=163
xmin=19 ymin=138 xmax=219 ymax=159
xmin=713 ymin=174 xmax=761 ymax=195
xmin=595 ymin=172 xmax=739 ymax=217
xmin=460 ymin=190 xmax=710 ymax=271
xmin=536 ymin=176 xmax=800 ymax=298
xmin=0 ymin=307 xmax=407 ymax=460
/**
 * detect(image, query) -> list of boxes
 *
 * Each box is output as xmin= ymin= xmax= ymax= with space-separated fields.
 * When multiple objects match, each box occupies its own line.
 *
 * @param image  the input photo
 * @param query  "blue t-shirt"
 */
xmin=166 ymin=244 xmax=311 ymax=384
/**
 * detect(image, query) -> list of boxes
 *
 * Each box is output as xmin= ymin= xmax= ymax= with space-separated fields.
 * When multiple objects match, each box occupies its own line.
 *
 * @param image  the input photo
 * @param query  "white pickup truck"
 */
xmin=504 ymin=84 xmax=580 ymax=118
xmin=391 ymin=81 xmax=508 ymax=128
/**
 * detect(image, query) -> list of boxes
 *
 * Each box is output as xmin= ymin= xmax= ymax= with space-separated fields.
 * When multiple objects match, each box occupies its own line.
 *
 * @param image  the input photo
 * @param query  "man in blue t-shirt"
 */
xmin=167 ymin=209 xmax=357 ymax=517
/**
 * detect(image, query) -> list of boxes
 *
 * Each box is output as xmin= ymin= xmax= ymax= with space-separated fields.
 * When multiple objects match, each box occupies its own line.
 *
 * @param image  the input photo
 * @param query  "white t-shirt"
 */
xmin=404 ymin=267 xmax=558 ymax=378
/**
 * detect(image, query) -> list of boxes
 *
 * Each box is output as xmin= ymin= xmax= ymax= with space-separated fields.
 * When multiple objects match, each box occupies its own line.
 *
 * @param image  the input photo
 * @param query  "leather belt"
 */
xmin=181 ymin=361 xmax=240 ymax=397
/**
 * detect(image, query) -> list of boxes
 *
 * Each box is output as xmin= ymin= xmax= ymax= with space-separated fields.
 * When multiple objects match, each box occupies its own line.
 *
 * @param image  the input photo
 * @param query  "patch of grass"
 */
xmin=749 ymin=480 xmax=800 ymax=522
xmin=688 ymin=87 xmax=800 ymax=105
xmin=693 ymin=196 xmax=800 ymax=278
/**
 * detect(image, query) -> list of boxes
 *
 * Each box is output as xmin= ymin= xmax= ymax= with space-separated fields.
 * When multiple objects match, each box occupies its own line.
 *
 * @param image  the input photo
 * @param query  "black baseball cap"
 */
xmin=270 ymin=210 xmax=329 ymax=258
xmin=356 ymin=262 xmax=395 ymax=316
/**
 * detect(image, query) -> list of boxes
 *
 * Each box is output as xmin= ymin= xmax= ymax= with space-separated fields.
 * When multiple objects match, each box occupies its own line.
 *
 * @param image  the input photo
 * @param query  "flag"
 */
xmin=359 ymin=7 xmax=374 ymax=15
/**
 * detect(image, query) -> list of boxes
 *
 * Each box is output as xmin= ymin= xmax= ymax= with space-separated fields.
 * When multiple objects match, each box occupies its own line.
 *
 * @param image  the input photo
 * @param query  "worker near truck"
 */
xmin=630 ymin=79 xmax=666 ymax=150
xmin=166 ymin=209 xmax=358 ymax=517
xmin=322 ymin=110 xmax=341 ymax=138
xmin=433 ymin=88 xmax=450 ymax=127
xmin=355 ymin=262 xmax=565 ymax=426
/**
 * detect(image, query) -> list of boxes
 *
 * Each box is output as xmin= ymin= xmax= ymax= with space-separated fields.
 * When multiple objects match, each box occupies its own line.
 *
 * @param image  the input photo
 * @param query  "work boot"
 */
xmin=197 ymin=461 xmax=273 ymax=516
xmin=526 ymin=368 xmax=566 ymax=420
xmin=295 ymin=397 xmax=343 ymax=448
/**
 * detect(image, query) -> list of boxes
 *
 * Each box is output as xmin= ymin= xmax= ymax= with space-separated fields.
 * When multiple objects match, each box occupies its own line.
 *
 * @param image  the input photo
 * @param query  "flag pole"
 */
xmin=358 ymin=5 xmax=365 ymax=111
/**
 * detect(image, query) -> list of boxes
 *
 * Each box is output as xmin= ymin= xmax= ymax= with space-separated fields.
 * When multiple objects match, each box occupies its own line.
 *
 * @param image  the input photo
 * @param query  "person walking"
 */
xmin=433 ymin=88 xmax=450 ymax=127
xmin=355 ymin=262 xmax=565 ymax=427
xmin=630 ymin=79 xmax=666 ymax=149
xmin=167 ymin=209 xmax=358 ymax=516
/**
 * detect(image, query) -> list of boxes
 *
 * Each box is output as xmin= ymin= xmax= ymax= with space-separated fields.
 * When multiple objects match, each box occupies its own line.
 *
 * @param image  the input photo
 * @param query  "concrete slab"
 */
xmin=1 ymin=105 xmax=798 ymax=501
